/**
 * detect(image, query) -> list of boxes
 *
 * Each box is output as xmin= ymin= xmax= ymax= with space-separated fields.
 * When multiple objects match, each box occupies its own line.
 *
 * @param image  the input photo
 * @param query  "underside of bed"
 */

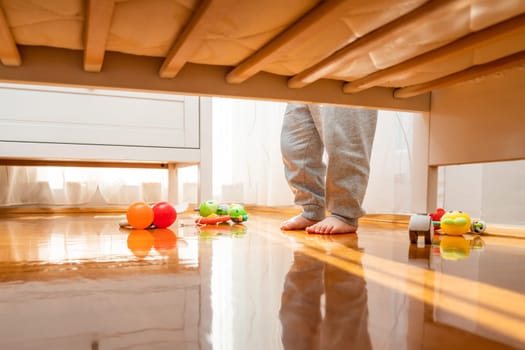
xmin=1 ymin=0 xmax=524 ymax=111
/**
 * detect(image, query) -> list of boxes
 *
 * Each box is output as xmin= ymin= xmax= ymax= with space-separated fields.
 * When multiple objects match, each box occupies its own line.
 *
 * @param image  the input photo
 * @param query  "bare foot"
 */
xmin=305 ymin=216 xmax=357 ymax=235
xmin=280 ymin=215 xmax=319 ymax=231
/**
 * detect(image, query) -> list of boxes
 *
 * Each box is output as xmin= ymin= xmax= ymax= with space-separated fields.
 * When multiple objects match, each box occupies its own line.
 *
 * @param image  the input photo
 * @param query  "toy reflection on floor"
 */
xmin=126 ymin=229 xmax=155 ymax=259
xmin=409 ymin=232 xmax=486 ymax=264
xmin=126 ymin=228 xmax=180 ymax=259
xmin=197 ymin=223 xmax=248 ymax=240
xmin=432 ymin=234 xmax=486 ymax=261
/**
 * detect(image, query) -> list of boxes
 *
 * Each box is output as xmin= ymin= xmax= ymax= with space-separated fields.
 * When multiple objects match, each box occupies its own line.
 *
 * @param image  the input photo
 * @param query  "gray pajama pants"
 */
xmin=280 ymin=103 xmax=377 ymax=227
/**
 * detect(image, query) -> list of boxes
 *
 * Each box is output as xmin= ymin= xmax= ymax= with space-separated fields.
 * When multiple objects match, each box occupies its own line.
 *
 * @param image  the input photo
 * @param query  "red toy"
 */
xmin=429 ymin=208 xmax=446 ymax=230
xmin=152 ymin=201 xmax=177 ymax=228
xmin=195 ymin=214 xmax=231 ymax=225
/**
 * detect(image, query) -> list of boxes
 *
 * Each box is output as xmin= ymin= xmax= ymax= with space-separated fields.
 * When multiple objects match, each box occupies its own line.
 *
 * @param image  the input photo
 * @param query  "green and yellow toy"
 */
xmin=440 ymin=210 xmax=472 ymax=235
xmin=196 ymin=200 xmax=249 ymax=225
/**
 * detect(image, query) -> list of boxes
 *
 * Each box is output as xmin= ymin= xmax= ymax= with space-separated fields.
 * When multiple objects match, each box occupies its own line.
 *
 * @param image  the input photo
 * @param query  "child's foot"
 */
xmin=280 ymin=215 xmax=319 ymax=230
xmin=306 ymin=216 xmax=357 ymax=235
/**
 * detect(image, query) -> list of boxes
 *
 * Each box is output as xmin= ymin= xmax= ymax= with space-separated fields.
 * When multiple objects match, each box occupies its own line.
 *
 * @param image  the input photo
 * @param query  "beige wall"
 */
xmin=429 ymin=67 xmax=525 ymax=166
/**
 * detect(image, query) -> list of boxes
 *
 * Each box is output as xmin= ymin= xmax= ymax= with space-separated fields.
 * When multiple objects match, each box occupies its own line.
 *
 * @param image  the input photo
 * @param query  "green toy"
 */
xmin=229 ymin=203 xmax=249 ymax=223
xmin=197 ymin=200 xmax=249 ymax=224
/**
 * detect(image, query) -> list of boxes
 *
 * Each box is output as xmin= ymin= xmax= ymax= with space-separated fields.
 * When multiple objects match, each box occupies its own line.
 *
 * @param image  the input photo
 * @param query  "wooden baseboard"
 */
xmin=361 ymin=214 xmax=411 ymax=225
xmin=0 ymin=207 xmax=128 ymax=216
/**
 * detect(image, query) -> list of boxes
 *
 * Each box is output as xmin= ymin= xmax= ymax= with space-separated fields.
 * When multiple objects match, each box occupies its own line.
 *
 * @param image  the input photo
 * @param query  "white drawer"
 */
xmin=0 ymin=86 xmax=200 ymax=149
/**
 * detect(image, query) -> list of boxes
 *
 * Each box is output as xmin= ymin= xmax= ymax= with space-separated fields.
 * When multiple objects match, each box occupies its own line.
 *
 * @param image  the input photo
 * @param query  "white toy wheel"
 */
xmin=409 ymin=214 xmax=432 ymax=231
xmin=408 ymin=214 xmax=433 ymax=244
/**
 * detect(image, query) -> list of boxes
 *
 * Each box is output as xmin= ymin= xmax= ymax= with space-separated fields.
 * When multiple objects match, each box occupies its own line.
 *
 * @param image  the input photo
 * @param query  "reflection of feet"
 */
xmin=306 ymin=216 xmax=357 ymax=235
xmin=281 ymin=230 xmax=359 ymax=253
xmin=313 ymin=233 xmax=359 ymax=252
xmin=280 ymin=215 xmax=320 ymax=230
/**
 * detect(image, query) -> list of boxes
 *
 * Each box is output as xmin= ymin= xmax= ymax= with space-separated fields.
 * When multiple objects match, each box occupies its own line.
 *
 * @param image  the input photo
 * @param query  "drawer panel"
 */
xmin=0 ymin=86 xmax=199 ymax=149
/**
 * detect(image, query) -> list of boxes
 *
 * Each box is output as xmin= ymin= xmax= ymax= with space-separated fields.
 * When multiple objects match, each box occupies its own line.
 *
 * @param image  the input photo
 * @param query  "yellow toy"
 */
xmin=440 ymin=210 xmax=471 ymax=235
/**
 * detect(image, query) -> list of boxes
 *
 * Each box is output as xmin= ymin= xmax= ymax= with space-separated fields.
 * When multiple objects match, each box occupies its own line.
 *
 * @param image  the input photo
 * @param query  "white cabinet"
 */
xmin=0 ymin=86 xmax=201 ymax=161
xmin=0 ymin=85 xmax=212 ymax=202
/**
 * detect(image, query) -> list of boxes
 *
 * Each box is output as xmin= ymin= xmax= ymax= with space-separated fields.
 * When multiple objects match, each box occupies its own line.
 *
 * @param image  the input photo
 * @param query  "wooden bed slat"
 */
xmin=394 ymin=50 xmax=525 ymax=98
xmin=287 ymin=0 xmax=464 ymax=89
xmin=84 ymin=0 xmax=116 ymax=72
xmin=159 ymin=0 xmax=237 ymax=79
xmin=0 ymin=5 xmax=20 ymax=66
xmin=226 ymin=0 xmax=348 ymax=84
xmin=344 ymin=14 xmax=525 ymax=93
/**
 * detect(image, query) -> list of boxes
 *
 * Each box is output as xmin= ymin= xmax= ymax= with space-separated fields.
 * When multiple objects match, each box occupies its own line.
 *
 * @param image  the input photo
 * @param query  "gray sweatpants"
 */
xmin=280 ymin=104 xmax=377 ymax=227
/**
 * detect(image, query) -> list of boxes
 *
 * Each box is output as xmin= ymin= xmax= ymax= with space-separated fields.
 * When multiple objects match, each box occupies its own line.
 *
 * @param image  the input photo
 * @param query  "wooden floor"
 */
xmin=0 ymin=209 xmax=524 ymax=350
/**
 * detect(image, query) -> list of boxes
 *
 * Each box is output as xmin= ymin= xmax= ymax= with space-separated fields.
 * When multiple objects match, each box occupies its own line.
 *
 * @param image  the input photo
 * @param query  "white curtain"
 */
xmin=0 ymin=166 xmax=170 ymax=207
xmin=209 ymin=97 xmax=429 ymax=215
xmin=210 ymin=98 xmax=292 ymax=206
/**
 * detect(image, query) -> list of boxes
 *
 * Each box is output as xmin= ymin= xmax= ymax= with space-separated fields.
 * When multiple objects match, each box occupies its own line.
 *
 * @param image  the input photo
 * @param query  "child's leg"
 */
xmin=280 ymin=103 xmax=326 ymax=229
xmin=308 ymin=105 xmax=377 ymax=234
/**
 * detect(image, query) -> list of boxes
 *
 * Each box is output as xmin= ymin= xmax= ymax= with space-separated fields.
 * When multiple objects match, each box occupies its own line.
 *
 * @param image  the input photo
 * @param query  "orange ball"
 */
xmin=126 ymin=201 xmax=154 ymax=229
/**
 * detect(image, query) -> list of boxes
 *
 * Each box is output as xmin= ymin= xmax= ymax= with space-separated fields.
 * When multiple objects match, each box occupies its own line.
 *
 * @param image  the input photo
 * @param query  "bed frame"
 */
xmin=0 ymin=0 xmax=524 ymax=209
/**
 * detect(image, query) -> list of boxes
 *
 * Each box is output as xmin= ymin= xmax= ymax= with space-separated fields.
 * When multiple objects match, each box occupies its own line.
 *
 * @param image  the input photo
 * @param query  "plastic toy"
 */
xmin=429 ymin=208 xmax=446 ymax=230
xmin=126 ymin=201 xmax=154 ymax=229
xmin=229 ymin=203 xmax=249 ymax=223
xmin=195 ymin=214 xmax=231 ymax=225
xmin=440 ymin=210 xmax=472 ymax=235
xmin=199 ymin=199 xmax=219 ymax=217
xmin=152 ymin=201 xmax=177 ymax=228
xmin=121 ymin=201 xmax=179 ymax=229
xmin=196 ymin=200 xmax=249 ymax=225
xmin=216 ymin=203 xmax=230 ymax=215
xmin=408 ymin=214 xmax=434 ymax=244
xmin=409 ymin=208 xmax=488 ymax=245
xmin=471 ymin=220 xmax=487 ymax=233
xmin=408 ymin=207 xmax=446 ymax=244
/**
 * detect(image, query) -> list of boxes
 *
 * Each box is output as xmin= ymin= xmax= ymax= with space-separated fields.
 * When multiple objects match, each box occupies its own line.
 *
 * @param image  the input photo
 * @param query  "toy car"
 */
xmin=408 ymin=214 xmax=434 ymax=244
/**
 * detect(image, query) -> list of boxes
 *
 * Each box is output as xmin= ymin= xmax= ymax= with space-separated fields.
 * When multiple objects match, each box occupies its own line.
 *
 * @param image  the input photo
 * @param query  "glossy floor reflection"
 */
xmin=0 ymin=211 xmax=524 ymax=350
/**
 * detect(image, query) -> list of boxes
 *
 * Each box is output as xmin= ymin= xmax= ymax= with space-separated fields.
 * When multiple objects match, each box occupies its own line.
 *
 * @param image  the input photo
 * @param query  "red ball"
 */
xmin=152 ymin=201 xmax=177 ymax=228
